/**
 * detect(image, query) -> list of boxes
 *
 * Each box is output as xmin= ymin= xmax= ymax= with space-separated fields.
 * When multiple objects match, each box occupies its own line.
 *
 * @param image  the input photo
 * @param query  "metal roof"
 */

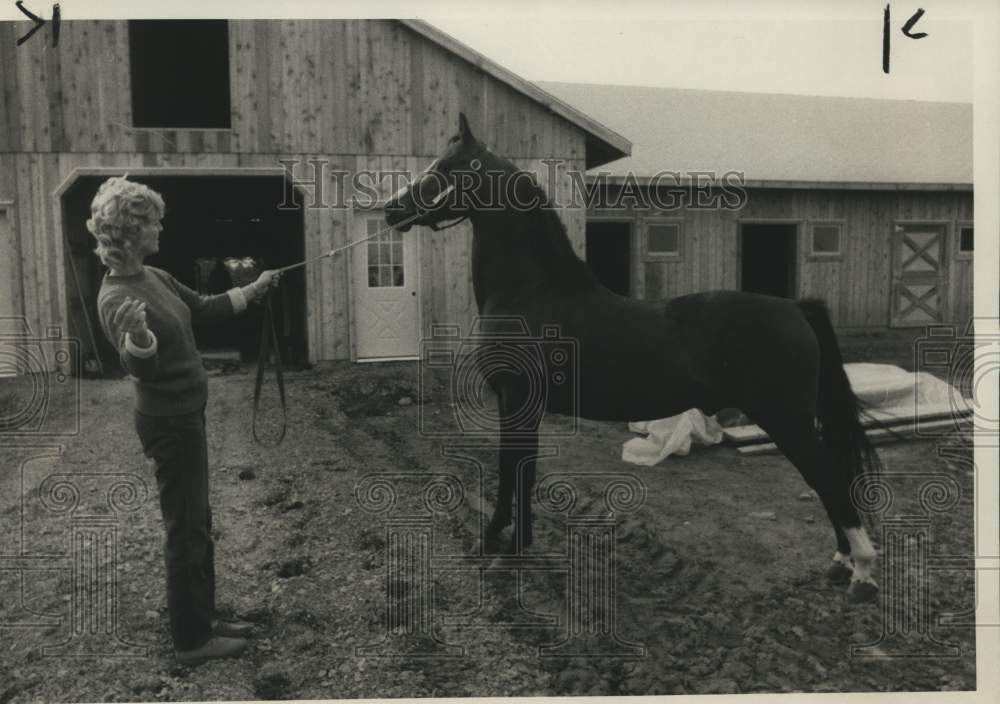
xmin=537 ymin=82 xmax=972 ymax=189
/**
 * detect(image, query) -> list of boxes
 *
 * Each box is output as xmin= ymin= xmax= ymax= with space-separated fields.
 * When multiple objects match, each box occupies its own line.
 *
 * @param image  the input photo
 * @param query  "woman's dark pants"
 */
xmin=134 ymin=408 xmax=215 ymax=651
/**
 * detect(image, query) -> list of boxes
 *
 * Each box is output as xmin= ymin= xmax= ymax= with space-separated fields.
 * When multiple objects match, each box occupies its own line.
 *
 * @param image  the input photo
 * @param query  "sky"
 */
xmin=424 ymin=11 xmax=974 ymax=103
xmin=2 ymin=0 xmax=979 ymax=103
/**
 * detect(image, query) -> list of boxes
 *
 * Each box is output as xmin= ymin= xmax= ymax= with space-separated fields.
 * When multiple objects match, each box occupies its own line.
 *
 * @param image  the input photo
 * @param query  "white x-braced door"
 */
xmin=352 ymin=215 xmax=420 ymax=359
xmin=891 ymin=224 xmax=946 ymax=327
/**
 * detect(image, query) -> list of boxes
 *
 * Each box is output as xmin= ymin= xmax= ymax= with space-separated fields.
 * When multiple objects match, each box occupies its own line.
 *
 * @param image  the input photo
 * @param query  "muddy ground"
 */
xmin=0 ymin=333 xmax=977 ymax=700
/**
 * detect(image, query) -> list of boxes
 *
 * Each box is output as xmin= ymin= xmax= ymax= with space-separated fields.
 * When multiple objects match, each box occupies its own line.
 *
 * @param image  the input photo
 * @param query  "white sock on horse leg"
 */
xmin=832 ymin=550 xmax=853 ymax=568
xmin=844 ymin=527 xmax=876 ymax=584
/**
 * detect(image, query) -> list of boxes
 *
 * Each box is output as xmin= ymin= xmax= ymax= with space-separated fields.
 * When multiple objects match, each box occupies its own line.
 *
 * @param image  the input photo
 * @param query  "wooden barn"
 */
xmin=0 ymin=19 xmax=629 ymax=373
xmin=541 ymin=83 xmax=974 ymax=330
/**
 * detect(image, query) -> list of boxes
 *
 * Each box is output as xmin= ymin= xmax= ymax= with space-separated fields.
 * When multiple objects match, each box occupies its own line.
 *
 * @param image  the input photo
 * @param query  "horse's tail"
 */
xmin=797 ymin=298 xmax=882 ymax=482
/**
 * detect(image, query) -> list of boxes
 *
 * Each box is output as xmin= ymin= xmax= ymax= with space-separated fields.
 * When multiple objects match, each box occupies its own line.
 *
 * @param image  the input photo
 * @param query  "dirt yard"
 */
xmin=0 ymin=338 xmax=977 ymax=700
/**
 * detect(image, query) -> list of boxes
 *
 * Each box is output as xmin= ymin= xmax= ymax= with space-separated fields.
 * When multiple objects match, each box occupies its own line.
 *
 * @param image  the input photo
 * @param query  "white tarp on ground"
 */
xmin=845 ymin=363 xmax=958 ymax=409
xmin=622 ymin=410 xmax=724 ymax=466
xmin=621 ymin=363 xmax=962 ymax=466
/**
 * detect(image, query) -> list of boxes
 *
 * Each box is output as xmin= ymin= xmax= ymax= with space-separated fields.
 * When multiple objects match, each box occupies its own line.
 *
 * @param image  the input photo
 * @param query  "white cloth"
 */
xmin=844 ymin=363 xmax=957 ymax=408
xmin=622 ymin=409 xmax=723 ymax=466
xmin=620 ymin=363 xmax=962 ymax=466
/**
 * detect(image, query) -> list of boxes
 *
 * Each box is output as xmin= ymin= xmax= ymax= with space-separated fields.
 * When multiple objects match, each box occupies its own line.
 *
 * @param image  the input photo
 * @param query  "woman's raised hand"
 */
xmin=114 ymin=297 xmax=151 ymax=345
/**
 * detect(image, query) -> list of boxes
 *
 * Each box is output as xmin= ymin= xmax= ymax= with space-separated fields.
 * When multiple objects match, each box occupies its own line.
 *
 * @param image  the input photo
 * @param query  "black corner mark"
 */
xmin=15 ymin=1 xmax=61 ymax=48
xmin=901 ymin=7 xmax=928 ymax=39
xmin=14 ymin=0 xmax=44 ymax=46
xmin=883 ymin=4 xmax=891 ymax=74
xmin=51 ymin=4 xmax=60 ymax=47
xmin=882 ymin=4 xmax=929 ymax=74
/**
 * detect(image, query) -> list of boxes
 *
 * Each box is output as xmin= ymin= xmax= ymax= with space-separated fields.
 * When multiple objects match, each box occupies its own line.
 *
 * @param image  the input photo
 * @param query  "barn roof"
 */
xmin=401 ymin=21 xmax=631 ymax=169
xmin=537 ymin=82 xmax=972 ymax=189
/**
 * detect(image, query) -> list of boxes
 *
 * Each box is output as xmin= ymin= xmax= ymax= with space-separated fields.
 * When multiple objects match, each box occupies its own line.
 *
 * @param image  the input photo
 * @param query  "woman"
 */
xmin=90 ymin=176 xmax=280 ymax=665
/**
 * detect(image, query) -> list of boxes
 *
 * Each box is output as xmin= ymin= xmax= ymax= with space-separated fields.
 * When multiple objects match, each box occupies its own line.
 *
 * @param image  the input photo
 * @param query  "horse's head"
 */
xmin=386 ymin=113 xmax=489 ymax=232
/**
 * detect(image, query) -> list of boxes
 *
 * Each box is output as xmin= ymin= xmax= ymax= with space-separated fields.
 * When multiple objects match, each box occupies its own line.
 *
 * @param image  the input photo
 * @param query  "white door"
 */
xmin=352 ymin=215 xmax=420 ymax=359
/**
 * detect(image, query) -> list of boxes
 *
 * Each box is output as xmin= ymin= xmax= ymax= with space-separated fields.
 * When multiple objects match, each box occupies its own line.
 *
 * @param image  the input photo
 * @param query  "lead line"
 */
xmin=274 ymin=211 xmax=423 ymax=274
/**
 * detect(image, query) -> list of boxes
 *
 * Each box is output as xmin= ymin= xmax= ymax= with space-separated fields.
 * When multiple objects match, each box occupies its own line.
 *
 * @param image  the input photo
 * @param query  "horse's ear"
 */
xmin=458 ymin=113 xmax=474 ymax=141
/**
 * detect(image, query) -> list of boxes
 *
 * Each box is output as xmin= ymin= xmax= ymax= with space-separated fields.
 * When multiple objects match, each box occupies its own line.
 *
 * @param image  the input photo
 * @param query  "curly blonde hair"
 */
xmin=86 ymin=176 xmax=165 ymax=268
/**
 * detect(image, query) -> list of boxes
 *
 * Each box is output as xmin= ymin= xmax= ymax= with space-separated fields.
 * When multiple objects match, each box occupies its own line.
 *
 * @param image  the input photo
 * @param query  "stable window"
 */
xmin=645 ymin=222 xmax=682 ymax=259
xmin=809 ymin=223 xmax=842 ymax=258
xmin=366 ymin=219 xmax=404 ymax=288
xmin=129 ymin=20 xmax=231 ymax=129
xmin=957 ymin=224 xmax=974 ymax=258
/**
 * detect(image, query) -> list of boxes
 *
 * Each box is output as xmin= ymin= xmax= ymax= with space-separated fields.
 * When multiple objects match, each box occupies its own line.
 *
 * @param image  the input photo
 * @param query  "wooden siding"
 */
xmin=2 ymin=20 xmax=585 ymax=159
xmin=0 ymin=153 xmax=69 ymax=355
xmin=599 ymin=187 xmax=974 ymax=329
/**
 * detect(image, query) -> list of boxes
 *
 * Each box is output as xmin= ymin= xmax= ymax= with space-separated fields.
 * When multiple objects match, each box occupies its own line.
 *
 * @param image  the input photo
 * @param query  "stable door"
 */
xmin=352 ymin=215 xmax=420 ymax=359
xmin=891 ymin=224 xmax=946 ymax=327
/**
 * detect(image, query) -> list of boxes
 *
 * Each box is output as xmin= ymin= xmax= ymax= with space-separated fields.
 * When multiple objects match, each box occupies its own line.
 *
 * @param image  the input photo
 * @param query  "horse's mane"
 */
xmin=489 ymin=152 xmax=598 ymax=290
xmin=527 ymin=189 xmax=599 ymax=290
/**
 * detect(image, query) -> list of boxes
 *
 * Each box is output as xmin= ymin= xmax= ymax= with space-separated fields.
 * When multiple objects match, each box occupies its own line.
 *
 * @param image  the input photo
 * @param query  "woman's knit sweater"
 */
xmin=98 ymin=266 xmax=248 ymax=416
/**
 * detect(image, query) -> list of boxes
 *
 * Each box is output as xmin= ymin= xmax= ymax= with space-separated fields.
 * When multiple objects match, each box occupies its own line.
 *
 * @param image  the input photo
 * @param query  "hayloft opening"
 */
xmin=129 ymin=20 xmax=232 ymax=129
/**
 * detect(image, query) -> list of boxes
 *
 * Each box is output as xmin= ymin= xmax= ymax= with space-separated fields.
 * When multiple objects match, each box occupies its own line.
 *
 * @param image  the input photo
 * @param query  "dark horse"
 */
xmin=386 ymin=114 xmax=881 ymax=603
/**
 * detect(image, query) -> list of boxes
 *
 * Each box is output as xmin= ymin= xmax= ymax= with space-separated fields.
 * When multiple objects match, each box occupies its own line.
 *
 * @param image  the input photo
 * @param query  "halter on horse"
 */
xmin=386 ymin=114 xmax=881 ymax=603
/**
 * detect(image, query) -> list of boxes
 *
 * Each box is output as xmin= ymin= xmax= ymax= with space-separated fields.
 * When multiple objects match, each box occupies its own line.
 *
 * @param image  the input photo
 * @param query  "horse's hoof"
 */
xmin=846 ymin=580 xmax=879 ymax=604
xmin=826 ymin=560 xmax=854 ymax=584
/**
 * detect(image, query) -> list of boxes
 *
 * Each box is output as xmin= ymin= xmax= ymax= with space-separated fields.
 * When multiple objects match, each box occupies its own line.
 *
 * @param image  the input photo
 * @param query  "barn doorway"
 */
xmin=62 ymin=174 xmax=307 ymax=376
xmin=586 ymin=221 xmax=632 ymax=296
xmin=740 ymin=223 xmax=798 ymax=298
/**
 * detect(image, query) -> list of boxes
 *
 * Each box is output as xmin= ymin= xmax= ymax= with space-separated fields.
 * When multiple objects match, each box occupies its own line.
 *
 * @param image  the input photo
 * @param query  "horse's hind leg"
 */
xmin=755 ymin=413 xmax=878 ymax=603
xmin=826 ymin=525 xmax=854 ymax=584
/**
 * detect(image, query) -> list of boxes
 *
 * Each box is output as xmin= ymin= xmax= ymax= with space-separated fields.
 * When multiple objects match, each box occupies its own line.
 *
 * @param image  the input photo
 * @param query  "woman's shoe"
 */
xmin=176 ymin=636 xmax=247 ymax=665
xmin=212 ymin=619 xmax=255 ymax=638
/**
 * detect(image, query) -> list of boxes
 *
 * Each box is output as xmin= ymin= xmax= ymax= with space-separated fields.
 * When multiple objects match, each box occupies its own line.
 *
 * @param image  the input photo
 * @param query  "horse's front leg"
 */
xmin=511 ymin=431 xmax=538 ymax=553
xmin=484 ymin=388 xmax=540 ymax=554
xmin=484 ymin=438 xmax=515 ymax=553
xmin=484 ymin=427 xmax=539 ymax=554
xmin=483 ymin=387 xmax=516 ymax=552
